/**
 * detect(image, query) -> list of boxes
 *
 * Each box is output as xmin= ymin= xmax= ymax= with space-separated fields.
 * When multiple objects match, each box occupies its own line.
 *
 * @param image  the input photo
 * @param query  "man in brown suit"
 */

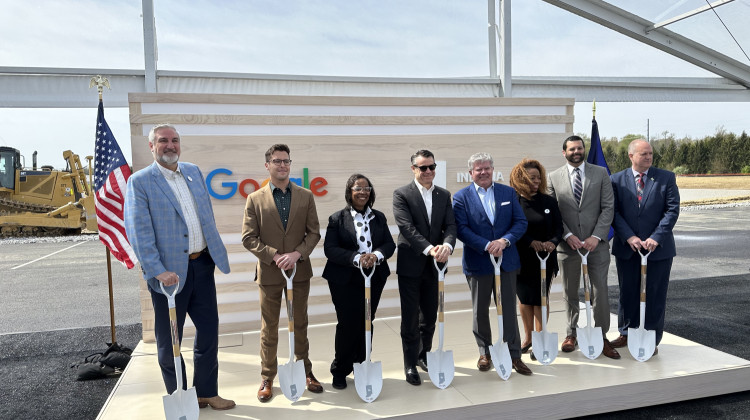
xmin=241 ymin=144 xmax=322 ymax=402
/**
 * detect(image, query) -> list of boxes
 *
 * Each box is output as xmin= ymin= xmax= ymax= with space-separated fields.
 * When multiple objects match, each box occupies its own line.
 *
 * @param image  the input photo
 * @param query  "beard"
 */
xmin=156 ymin=151 xmax=179 ymax=166
xmin=566 ymin=152 xmax=584 ymax=164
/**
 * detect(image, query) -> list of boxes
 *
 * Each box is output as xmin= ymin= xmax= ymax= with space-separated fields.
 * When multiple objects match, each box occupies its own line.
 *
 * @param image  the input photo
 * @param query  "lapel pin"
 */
xmin=187 ymin=176 xmax=193 ymax=182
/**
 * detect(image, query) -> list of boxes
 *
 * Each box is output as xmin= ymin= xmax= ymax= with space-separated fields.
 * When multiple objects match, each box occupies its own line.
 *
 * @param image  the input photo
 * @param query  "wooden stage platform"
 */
xmin=97 ymin=302 xmax=750 ymax=419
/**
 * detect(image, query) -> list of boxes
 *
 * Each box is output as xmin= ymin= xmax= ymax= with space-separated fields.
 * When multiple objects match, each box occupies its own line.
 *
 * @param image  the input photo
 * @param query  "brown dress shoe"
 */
xmin=257 ymin=379 xmax=273 ymax=403
xmin=561 ymin=335 xmax=577 ymax=352
xmin=610 ymin=334 xmax=628 ymax=348
xmin=197 ymin=395 xmax=236 ymax=410
xmin=602 ymin=339 xmax=621 ymax=359
xmin=477 ymin=354 xmax=492 ymax=371
xmin=306 ymin=371 xmax=324 ymax=393
xmin=512 ymin=358 xmax=533 ymax=376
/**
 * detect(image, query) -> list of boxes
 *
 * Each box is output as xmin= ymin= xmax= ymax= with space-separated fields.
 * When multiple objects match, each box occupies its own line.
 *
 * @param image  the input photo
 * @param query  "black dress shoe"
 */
xmin=405 ymin=367 xmax=421 ymax=385
xmin=332 ymin=375 xmax=347 ymax=390
xmin=417 ymin=358 xmax=428 ymax=372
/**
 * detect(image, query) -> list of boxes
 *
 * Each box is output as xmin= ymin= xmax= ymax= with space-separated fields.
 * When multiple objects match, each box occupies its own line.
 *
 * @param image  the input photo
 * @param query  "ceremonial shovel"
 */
xmin=159 ymin=282 xmax=199 ymax=420
xmin=278 ymin=264 xmax=306 ymax=402
xmin=487 ymin=255 xmax=512 ymax=380
xmin=628 ymin=249 xmax=656 ymax=362
xmin=353 ymin=265 xmax=383 ymax=402
xmin=531 ymin=252 xmax=558 ymax=365
xmin=425 ymin=259 xmax=454 ymax=389
xmin=576 ymin=250 xmax=604 ymax=359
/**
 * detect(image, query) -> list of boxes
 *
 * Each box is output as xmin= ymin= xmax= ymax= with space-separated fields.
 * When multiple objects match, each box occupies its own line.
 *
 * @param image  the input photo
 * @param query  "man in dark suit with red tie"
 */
xmin=392 ymin=150 xmax=457 ymax=386
xmin=610 ymin=139 xmax=680 ymax=353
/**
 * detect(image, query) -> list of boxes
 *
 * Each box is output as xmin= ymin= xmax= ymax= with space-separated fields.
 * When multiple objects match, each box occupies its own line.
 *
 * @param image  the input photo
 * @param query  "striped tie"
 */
xmin=573 ymin=167 xmax=582 ymax=205
xmin=636 ymin=172 xmax=645 ymax=206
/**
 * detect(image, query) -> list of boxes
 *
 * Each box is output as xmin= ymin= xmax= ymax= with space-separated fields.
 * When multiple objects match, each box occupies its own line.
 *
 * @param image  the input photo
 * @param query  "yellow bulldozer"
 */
xmin=0 ymin=147 xmax=98 ymax=237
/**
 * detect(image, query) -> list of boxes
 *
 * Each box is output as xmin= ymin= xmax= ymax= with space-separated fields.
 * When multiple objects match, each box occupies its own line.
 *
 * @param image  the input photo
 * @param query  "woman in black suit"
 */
xmin=509 ymin=159 xmax=563 ymax=357
xmin=323 ymin=174 xmax=396 ymax=390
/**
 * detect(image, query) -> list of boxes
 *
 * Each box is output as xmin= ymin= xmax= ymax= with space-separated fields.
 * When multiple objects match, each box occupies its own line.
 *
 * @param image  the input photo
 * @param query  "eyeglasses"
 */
xmin=268 ymin=159 xmax=292 ymax=166
xmin=351 ymin=186 xmax=373 ymax=193
xmin=414 ymin=164 xmax=437 ymax=172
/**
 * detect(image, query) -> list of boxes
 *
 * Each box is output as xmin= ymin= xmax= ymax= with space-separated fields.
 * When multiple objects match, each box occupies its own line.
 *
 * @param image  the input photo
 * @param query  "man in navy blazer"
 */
xmin=453 ymin=152 xmax=532 ymax=375
xmin=610 ymin=139 xmax=679 ymax=352
xmin=392 ymin=149 xmax=457 ymax=385
xmin=124 ymin=124 xmax=234 ymax=410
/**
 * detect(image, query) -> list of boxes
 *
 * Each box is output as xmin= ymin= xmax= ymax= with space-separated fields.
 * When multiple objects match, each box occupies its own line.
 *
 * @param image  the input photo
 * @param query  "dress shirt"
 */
xmin=270 ymin=182 xmax=292 ymax=230
xmin=474 ymin=183 xmax=496 ymax=225
xmin=413 ymin=179 xmax=453 ymax=256
xmin=156 ymin=163 xmax=206 ymax=253
xmin=349 ymin=206 xmax=385 ymax=266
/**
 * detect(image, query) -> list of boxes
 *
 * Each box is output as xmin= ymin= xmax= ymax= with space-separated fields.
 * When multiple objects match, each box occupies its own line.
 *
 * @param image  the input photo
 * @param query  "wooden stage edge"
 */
xmin=97 ymin=309 xmax=750 ymax=420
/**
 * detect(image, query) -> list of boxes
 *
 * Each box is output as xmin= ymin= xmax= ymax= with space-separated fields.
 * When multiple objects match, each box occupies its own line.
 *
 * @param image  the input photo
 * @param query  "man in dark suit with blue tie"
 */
xmin=610 ymin=139 xmax=680 ymax=353
xmin=453 ymin=152 xmax=532 ymax=375
xmin=393 ymin=150 xmax=457 ymax=385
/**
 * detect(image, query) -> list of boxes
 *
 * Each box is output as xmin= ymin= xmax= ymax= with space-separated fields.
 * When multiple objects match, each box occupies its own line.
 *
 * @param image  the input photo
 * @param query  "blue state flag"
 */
xmin=587 ymin=117 xmax=614 ymax=240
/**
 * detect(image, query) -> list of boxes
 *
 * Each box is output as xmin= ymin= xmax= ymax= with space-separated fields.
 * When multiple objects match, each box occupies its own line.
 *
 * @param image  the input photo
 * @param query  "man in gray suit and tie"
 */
xmin=548 ymin=135 xmax=620 ymax=359
xmin=125 ymin=124 xmax=235 ymax=410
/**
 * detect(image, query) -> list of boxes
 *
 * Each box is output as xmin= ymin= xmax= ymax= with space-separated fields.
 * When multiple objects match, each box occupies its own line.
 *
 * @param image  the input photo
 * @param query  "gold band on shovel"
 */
xmin=353 ymin=265 xmax=383 ymax=402
xmin=628 ymin=249 xmax=656 ymax=362
xmin=532 ymin=252 xmax=558 ymax=365
xmin=487 ymin=255 xmax=512 ymax=380
xmin=426 ymin=259 xmax=455 ymax=389
xmin=576 ymin=250 xmax=604 ymax=360
xmin=158 ymin=282 xmax=199 ymax=420
xmin=279 ymin=264 xmax=307 ymax=402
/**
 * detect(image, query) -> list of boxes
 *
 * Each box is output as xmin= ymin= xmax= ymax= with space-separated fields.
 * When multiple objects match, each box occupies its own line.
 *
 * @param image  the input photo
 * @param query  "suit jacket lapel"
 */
xmin=343 ymin=210 xmax=357 ymax=245
xmin=261 ymin=186 xmax=285 ymax=232
xmin=409 ymin=182 xmax=430 ymax=227
xmin=150 ymin=162 xmax=185 ymax=220
xmin=558 ymin=166 xmax=576 ymax=207
xmin=468 ymin=184 xmax=492 ymax=225
xmin=640 ymin=170 xmax=656 ymax=211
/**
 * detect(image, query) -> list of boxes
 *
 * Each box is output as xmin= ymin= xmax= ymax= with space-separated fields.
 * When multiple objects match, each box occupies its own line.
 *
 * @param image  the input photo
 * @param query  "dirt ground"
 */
xmin=676 ymin=175 xmax=750 ymax=206
xmin=676 ymin=175 xmax=750 ymax=189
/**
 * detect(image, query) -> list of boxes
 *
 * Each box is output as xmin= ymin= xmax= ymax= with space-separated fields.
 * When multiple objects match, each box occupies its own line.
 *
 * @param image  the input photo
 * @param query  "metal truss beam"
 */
xmin=543 ymin=0 xmax=750 ymax=88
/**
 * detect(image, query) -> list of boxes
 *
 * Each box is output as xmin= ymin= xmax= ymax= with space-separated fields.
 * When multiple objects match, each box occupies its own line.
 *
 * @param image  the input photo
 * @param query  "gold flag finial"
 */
xmin=89 ymin=75 xmax=111 ymax=101
xmin=592 ymin=99 xmax=597 ymax=119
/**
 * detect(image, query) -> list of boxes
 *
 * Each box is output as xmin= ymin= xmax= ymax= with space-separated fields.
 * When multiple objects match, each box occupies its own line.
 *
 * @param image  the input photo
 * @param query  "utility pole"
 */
xmin=647 ymin=119 xmax=650 ymax=142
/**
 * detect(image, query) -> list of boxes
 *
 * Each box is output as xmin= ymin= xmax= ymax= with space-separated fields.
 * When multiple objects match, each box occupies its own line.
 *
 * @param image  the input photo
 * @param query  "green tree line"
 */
xmin=578 ymin=129 xmax=750 ymax=175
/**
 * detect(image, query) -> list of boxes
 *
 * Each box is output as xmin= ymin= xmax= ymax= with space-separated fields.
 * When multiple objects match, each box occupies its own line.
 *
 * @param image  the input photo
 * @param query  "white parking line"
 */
xmin=11 ymin=241 xmax=87 ymax=270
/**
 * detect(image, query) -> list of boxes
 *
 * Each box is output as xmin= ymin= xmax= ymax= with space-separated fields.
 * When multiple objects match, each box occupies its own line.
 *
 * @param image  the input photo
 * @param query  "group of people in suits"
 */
xmin=123 ymin=124 xmax=678 ymax=410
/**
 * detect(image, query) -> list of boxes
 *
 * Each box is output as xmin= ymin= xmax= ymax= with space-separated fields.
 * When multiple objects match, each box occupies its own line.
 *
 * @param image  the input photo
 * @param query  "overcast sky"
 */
xmin=1 ymin=0 xmax=748 ymax=168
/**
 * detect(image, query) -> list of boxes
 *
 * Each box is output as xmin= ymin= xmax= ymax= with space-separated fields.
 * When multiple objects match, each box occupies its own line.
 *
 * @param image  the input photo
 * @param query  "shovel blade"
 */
xmin=353 ymin=360 xmax=382 ymax=402
xmin=278 ymin=359 xmax=306 ymax=402
xmin=426 ymin=350 xmax=454 ymax=389
xmin=487 ymin=342 xmax=512 ymax=380
xmin=531 ymin=330 xmax=559 ymax=365
xmin=628 ymin=327 xmax=656 ymax=362
xmin=576 ymin=326 xmax=603 ymax=360
xmin=162 ymin=386 xmax=199 ymax=420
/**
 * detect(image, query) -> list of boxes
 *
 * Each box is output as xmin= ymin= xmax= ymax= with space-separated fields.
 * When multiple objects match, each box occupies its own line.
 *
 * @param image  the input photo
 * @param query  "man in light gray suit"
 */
xmin=548 ymin=135 xmax=620 ymax=359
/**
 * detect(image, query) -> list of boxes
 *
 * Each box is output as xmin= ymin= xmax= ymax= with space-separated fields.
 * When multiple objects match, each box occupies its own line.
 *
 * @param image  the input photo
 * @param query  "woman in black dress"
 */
xmin=509 ymin=159 xmax=563 ymax=354
xmin=322 ymin=174 xmax=395 ymax=390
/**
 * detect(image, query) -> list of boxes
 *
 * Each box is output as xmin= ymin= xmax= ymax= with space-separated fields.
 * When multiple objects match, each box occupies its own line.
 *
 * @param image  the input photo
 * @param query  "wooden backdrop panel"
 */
xmin=129 ymin=93 xmax=574 ymax=342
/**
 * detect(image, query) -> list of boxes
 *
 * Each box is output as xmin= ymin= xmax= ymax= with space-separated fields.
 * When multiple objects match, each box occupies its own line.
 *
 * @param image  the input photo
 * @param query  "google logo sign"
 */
xmin=206 ymin=167 xmax=329 ymax=199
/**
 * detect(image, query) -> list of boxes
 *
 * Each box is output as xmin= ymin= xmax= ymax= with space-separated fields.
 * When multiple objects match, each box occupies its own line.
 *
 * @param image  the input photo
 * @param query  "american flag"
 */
xmin=94 ymin=100 xmax=137 ymax=268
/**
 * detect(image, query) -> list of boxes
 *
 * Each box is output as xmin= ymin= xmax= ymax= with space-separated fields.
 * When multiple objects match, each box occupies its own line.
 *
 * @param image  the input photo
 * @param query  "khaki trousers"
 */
xmin=258 ymin=280 xmax=312 ymax=381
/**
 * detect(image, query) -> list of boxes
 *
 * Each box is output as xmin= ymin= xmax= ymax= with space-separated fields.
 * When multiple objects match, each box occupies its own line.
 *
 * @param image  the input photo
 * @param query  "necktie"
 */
xmin=573 ymin=168 xmax=582 ymax=205
xmin=636 ymin=172 xmax=645 ymax=206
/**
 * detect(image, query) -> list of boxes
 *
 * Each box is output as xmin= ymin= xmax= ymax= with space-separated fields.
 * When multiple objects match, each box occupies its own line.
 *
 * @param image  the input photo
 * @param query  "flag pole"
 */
xmin=91 ymin=75 xmax=117 ymax=344
xmin=592 ymin=99 xmax=596 ymax=120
